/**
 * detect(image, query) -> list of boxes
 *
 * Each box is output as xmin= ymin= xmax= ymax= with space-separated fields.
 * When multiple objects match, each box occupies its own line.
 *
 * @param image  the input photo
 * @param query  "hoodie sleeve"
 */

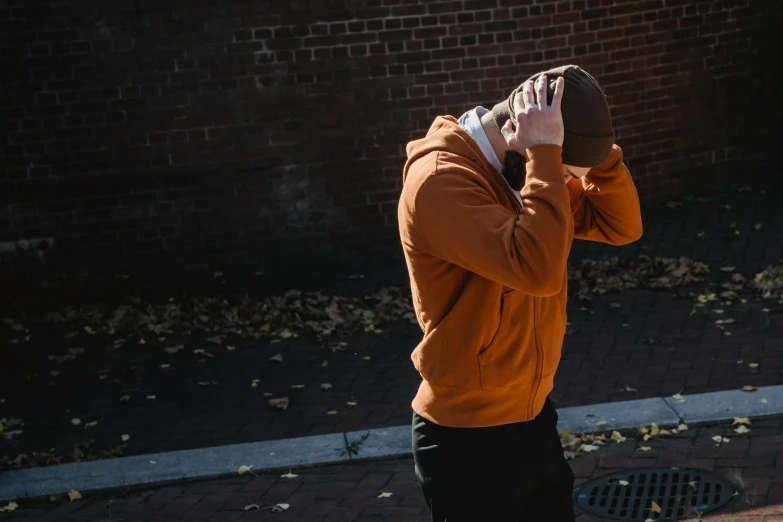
xmin=408 ymin=145 xmax=572 ymax=296
xmin=567 ymin=144 xmax=643 ymax=245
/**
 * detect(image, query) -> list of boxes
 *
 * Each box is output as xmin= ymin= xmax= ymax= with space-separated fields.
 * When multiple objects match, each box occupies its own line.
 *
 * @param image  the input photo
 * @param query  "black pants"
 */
xmin=412 ymin=399 xmax=575 ymax=522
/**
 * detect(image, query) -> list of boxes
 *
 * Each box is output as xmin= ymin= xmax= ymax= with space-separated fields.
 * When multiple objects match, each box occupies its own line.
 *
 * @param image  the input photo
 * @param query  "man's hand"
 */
xmin=501 ymin=75 xmax=565 ymax=155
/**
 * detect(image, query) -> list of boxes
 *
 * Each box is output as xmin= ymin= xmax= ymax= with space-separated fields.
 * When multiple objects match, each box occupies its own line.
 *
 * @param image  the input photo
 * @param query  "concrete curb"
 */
xmin=2 ymin=386 xmax=782 ymax=503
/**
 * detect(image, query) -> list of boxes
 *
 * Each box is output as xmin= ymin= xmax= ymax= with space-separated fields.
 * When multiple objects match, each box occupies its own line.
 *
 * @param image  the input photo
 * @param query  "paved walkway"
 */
xmin=1 ymin=184 xmax=782 ymax=468
xmin=2 ymin=417 xmax=783 ymax=521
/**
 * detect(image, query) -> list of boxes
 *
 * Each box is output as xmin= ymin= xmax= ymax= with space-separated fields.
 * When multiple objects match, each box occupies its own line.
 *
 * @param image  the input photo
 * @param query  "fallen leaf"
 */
xmin=749 ymin=363 xmax=759 ymax=368
xmin=147 ymin=395 xmax=156 ymax=400
xmin=281 ymin=471 xmax=298 ymax=478
xmin=650 ymin=423 xmax=660 ymax=436
xmin=226 ymin=345 xmax=236 ymax=351
xmin=120 ymin=395 xmax=130 ymax=402
xmin=362 ymin=356 xmax=371 ymax=360
xmin=678 ymin=424 xmax=688 ymax=431
xmin=85 ymin=421 xmax=98 ymax=428
xmin=712 ymin=435 xmax=723 ymax=443
xmin=268 ymin=353 xmax=283 ymax=363
xmin=238 ymin=465 xmax=253 ymax=475
xmin=138 ymin=338 xmax=146 ymax=345
xmin=291 ymin=384 xmax=305 ymax=389
xmin=595 ymin=420 xmax=608 ymax=426
xmin=638 ymin=446 xmax=652 ymax=452
xmin=0 ymin=501 xmax=18 ymax=512
xmin=265 ymin=503 xmax=289 ymax=512
xmin=643 ymin=434 xmax=652 ymax=441
xmin=320 ymin=383 xmax=332 ymax=390
xmin=327 ymin=410 xmax=338 ymax=415
xmin=610 ymin=302 xmax=622 ymax=309
xmin=734 ymin=425 xmax=750 ymax=434
xmin=244 ymin=504 xmax=260 ymax=511
xmin=611 ymin=431 xmax=626 ymax=442
xmin=672 ymin=393 xmax=685 ymax=402
xmin=760 ymin=398 xmax=768 ymax=404
xmin=753 ymin=223 xmax=763 ymax=230
xmin=720 ymin=266 xmax=735 ymax=272
xmin=580 ymin=444 xmax=600 ymax=452
xmin=71 ymin=418 xmax=82 ymax=426
xmin=68 ymin=490 xmax=82 ymax=502
xmin=150 ymin=461 xmax=156 ymax=464
xmin=347 ymin=402 xmax=357 ymax=406
xmin=618 ymin=480 xmax=629 ymax=486
xmin=159 ymin=364 xmax=170 ymax=369
xmin=164 ymin=345 xmax=184 ymax=354
xmin=263 ymin=392 xmax=272 ymax=396
xmin=651 ymin=500 xmax=661 ymax=513
xmin=251 ymin=379 xmax=260 ymax=388
xmin=742 ymin=385 xmax=757 ymax=392
xmin=269 ymin=397 xmax=289 ymax=410
xmin=321 ymin=360 xmax=328 ymax=368
xmin=733 ymin=417 xmax=751 ymax=426
xmin=206 ymin=336 xmax=223 ymax=345
xmin=121 ymin=434 xmax=130 ymax=441
xmin=377 ymin=491 xmax=393 ymax=498
xmin=624 ymin=385 xmax=638 ymax=392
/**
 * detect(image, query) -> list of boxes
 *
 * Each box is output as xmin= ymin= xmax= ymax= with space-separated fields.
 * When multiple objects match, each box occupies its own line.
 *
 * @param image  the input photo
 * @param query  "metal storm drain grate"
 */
xmin=574 ymin=468 xmax=737 ymax=521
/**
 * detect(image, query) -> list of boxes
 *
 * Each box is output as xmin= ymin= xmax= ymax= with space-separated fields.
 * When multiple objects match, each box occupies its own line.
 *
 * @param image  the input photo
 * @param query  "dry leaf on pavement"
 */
xmin=269 ymin=398 xmax=289 ymax=410
xmin=71 ymin=418 xmax=81 ymax=426
xmin=580 ymin=444 xmax=600 ymax=452
xmin=638 ymin=446 xmax=652 ymax=452
xmin=237 ymin=465 xmax=253 ymax=475
xmin=377 ymin=491 xmax=393 ymax=498
xmin=121 ymin=434 xmax=130 ymax=442
xmin=742 ymin=385 xmax=757 ymax=392
xmin=264 ymin=503 xmax=289 ymax=512
xmin=734 ymin=425 xmax=750 ymax=434
xmin=244 ymin=504 xmax=260 ymax=511
xmin=68 ymin=490 xmax=82 ymax=502
xmin=671 ymin=393 xmax=685 ymax=402
xmin=164 ymin=345 xmax=184 ymax=354
xmin=320 ymin=383 xmax=332 ymax=390
xmin=281 ymin=470 xmax=298 ymax=478
xmin=268 ymin=353 xmax=283 ymax=363
xmin=650 ymin=500 xmax=661 ymax=513
xmin=0 ymin=502 xmax=18 ymax=512
xmin=610 ymin=431 xmax=626 ymax=442
xmin=733 ymin=417 xmax=751 ymax=426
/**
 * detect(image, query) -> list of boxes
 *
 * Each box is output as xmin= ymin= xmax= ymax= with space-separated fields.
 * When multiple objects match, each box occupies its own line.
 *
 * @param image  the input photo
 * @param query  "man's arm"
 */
xmin=567 ymin=144 xmax=643 ymax=245
xmin=409 ymin=145 xmax=573 ymax=296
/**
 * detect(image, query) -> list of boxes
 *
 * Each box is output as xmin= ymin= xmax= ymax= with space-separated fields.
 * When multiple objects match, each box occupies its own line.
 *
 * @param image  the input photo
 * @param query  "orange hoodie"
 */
xmin=397 ymin=116 xmax=642 ymax=428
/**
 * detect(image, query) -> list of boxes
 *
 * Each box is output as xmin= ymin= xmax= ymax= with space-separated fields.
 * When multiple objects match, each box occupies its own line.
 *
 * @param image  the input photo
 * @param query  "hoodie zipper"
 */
xmin=530 ymin=297 xmax=544 ymax=418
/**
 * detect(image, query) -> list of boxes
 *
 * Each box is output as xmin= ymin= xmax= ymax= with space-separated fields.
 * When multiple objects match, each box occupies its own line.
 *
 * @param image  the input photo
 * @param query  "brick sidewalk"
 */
xmin=3 ymin=417 xmax=783 ymax=521
xmin=1 ymin=185 xmax=782 ymax=467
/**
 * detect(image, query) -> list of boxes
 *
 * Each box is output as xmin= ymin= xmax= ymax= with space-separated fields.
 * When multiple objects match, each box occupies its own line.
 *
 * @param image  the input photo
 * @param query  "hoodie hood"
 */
xmin=403 ymin=116 xmax=489 ymax=184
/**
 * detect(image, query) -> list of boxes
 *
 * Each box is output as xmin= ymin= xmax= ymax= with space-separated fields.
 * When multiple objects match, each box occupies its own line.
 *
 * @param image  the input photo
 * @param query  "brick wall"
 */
xmin=1 ymin=0 xmax=779 ymax=266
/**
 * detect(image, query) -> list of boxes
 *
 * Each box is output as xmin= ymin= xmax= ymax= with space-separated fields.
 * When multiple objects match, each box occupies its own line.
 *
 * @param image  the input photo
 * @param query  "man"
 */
xmin=397 ymin=64 xmax=643 ymax=521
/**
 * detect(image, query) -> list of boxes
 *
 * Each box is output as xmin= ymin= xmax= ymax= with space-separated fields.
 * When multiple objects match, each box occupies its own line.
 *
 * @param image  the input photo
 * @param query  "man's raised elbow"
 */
xmin=522 ymin=272 xmax=564 ymax=297
xmin=614 ymin=221 xmax=643 ymax=245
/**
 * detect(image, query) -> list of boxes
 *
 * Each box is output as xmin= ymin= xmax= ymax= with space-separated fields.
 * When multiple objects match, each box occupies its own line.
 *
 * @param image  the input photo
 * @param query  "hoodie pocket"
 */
xmin=478 ymin=290 xmax=539 ymax=391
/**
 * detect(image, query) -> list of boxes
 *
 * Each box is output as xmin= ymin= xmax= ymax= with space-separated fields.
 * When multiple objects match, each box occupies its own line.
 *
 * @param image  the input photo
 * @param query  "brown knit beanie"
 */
xmin=489 ymin=65 xmax=614 ymax=167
